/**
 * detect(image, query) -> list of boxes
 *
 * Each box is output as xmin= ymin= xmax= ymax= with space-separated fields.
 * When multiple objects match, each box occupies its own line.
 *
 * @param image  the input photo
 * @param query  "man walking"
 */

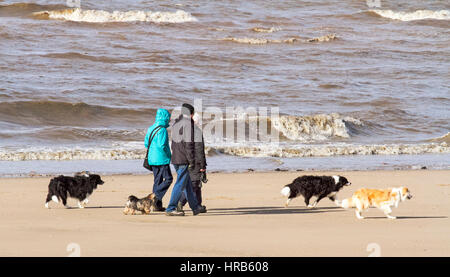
xmin=178 ymin=112 xmax=207 ymax=212
xmin=165 ymin=103 xmax=205 ymax=216
xmin=144 ymin=108 xmax=173 ymax=211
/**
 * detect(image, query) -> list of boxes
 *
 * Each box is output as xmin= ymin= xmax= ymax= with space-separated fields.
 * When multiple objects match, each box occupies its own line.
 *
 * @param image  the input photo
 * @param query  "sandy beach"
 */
xmin=0 ymin=170 xmax=448 ymax=257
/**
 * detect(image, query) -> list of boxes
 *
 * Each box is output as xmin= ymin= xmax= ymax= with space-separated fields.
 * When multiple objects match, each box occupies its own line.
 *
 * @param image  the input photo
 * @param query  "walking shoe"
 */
xmin=176 ymin=201 xmax=184 ymax=212
xmin=165 ymin=210 xmax=185 ymax=216
xmin=153 ymin=200 xmax=166 ymax=212
xmin=193 ymin=205 xmax=207 ymax=216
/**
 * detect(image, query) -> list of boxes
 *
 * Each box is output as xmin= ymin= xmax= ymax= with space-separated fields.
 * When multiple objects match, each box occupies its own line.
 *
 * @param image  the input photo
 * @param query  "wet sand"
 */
xmin=0 ymin=170 xmax=449 ymax=256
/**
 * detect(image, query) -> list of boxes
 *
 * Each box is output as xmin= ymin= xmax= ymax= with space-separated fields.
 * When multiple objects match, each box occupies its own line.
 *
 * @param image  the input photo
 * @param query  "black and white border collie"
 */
xmin=281 ymin=175 xmax=351 ymax=208
xmin=45 ymin=172 xmax=104 ymax=209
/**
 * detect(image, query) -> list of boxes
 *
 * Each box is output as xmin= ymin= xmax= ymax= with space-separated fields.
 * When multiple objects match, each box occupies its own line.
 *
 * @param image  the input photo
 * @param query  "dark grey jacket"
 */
xmin=189 ymin=124 xmax=207 ymax=182
xmin=170 ymin=115 xmax=207 ymax=182
xmin=170 ymin=115 xmax=195 ymax=166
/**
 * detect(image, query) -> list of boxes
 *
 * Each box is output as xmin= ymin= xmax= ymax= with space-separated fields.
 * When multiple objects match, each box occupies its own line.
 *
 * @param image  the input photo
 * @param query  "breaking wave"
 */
xmin=369 ymin=9 xmax=450 ymax=21
xmin=32 ymin=8 xmax=198 ymax=23
xmin=251 ymin=27 xmax=282 ymax=33
xmin=270 ymin=113 xmax=362 ymax=142
xmin=221 ymin=34 xmax=337 ymax=44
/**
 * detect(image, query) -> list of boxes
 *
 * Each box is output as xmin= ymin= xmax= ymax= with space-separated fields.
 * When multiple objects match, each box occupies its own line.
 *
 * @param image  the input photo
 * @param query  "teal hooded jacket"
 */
xmin=144 ymin=108 xmax=171 ymax=166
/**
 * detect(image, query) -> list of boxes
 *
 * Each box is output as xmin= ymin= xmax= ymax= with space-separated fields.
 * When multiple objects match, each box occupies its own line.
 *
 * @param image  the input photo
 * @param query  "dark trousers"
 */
xmin=180 ymin=180 xmax=202 ymax=207
xmin=151 ymin=164 xmax=173 ymax=201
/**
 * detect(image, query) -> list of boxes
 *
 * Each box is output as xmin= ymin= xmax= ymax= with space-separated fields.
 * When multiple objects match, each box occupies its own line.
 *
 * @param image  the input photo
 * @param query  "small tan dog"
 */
xmin=123 ymin=193 xmax=156 ymax=215
xmin=337 ymin=187 xmax=412 ymax=219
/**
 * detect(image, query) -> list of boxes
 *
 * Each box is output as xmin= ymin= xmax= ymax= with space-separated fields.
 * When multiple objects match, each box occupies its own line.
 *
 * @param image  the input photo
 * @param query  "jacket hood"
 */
xmin=155 ymin=108 xmax=171 ymax=128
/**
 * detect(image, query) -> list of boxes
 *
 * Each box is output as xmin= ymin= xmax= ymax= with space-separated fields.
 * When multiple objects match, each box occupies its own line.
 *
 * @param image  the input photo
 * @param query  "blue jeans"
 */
xmin=180 ymin=180 xmax=202 ymax=207
xmin=151 ymin=164 xmax=173 ymax=201
xmin=166 ymin=165 xmax=199 ymax=212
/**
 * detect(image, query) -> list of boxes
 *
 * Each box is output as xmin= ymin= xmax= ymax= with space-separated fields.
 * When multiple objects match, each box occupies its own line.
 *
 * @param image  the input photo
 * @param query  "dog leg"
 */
xmin=83 ymin=198 xmax=89 ymax=205
xmin=45 ymin=202 xmax=50 ymax=209
xmin=304 ymin=197 xmax=311 ymax=207
xmin=355 ymin=209 xmax=364 ymax=219
xmin=61 ymin=198 xmax=70 ymax=209
xmin=328 ymin=192 xmax=338 ymax=204
xmin=307 ymin=200 xmax=318 ymax=208
xmin=382 ymin=206 xmax=396 ymax=219
xmin=309 ymin=195 xmax=327 ymax=208
xmin=386 ymin=214 xmax=396 ymax=220
xmin=284 ymin=198 xmax=292 ymax=207
xmin=77 ymin=201 xmax=85 ymax=209
xmin=144 ymin=207 xmax=151 ymax=214
xmin=51 ymin=195 xmax=59 ymax=203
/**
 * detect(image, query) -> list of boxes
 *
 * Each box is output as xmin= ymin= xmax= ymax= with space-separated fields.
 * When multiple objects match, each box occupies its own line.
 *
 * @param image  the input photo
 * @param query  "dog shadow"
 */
xmin=204 ymin=206 xmax=344 ymax=216
xmin=364 ymin=216 xmax=448 ymax=220
xmin=84 ymin=205 xmax=124 ymax=209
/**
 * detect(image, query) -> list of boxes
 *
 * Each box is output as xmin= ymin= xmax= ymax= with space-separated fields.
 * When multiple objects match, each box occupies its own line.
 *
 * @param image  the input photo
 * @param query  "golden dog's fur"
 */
xmin=338 ymin=187 xmax=412 ymax=219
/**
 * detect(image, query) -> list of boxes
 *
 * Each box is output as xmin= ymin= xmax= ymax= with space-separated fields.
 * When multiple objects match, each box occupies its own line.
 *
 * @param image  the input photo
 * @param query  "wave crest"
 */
xmin=32 ymin=8 xmax=198 ymax=23
xmin=271 ymin=113 xmax=362 ymax=142
xmin=251 ymin=27 xmax=282 ymax=33
xmin=221 ymin=34 xmax=337 ymax=44
xmin=369 ymin=9 xmax=450 ymax=21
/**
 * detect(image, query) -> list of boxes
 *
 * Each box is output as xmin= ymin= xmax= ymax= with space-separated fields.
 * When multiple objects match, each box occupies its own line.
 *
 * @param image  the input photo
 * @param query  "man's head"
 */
xmin=181 ymin=103 xmax=195 ymax=117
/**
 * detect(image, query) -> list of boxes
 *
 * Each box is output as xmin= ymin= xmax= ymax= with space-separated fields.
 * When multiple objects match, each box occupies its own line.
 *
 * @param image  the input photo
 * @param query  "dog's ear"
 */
xmin=401 ymin=187 xmax=407 ymax=195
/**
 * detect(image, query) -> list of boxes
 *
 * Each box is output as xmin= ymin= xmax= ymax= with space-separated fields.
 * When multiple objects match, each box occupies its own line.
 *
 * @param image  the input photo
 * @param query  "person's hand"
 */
xmin=200 ymin=169 xmax=206 ymax=172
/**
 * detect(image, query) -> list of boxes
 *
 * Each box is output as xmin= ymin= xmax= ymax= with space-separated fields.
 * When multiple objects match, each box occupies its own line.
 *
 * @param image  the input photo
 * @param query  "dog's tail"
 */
xmin=280 ymin=186 xmax=290 ymax=197
xmin=338 ymin=197 xmax=356 ymax=209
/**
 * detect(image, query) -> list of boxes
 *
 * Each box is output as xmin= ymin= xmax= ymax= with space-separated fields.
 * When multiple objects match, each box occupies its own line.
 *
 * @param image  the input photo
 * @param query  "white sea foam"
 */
xmin=221 ymin=34 xmax=337 ymax=44
xmin=214 ymin=142 xmax=450 ymax=158
xmin=0 ymin=147 xmax=145 ymax=161
xmin=370 ymin=9 xmax=450 ymax=21
xmin=33 ymin=8 xmax=198 ymax=23
xmin=251 ymin=27 xmax=282 ymax=33
xmin=0 ymin=142 xmax=448 ymax=161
